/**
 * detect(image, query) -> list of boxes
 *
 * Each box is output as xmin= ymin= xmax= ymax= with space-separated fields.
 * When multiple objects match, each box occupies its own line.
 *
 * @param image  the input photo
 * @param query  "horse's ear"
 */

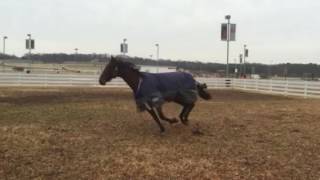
xmin=110 ymin=56 xmax=116 ymax=62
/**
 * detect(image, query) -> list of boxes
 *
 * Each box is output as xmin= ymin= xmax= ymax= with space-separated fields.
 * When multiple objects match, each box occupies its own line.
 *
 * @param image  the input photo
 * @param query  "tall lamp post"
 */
xmin=155 ymin=43 xmax=159 ymax=72
xmin=221 ymin=15 xmax=236 ymax=78
xmin=120 ymin=38 xmax=128 ymax=55
xmin=123 ymin=38 xmax=127 ymax=55
xmin=243 ymin=44 xmax=247 ymax=77
xmin=225 ymin=15 xmax=231 ymax=78
xmin=27 ymin=34 xmax=32 ymax=56
xmin=239 ymin=54 xmax=243 ymax=77
xmin=74 ymin=48 xmax=78 ymax=54
xmin=3 ymin=36 xmax=7 ymax=54
xmin=26 ymin=34 xmax=33 ymax=65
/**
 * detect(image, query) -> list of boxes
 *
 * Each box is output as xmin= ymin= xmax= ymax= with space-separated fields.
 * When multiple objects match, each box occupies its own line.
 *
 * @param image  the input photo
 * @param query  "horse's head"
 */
xmin=99 ymin=56 xmax=119 ymax=85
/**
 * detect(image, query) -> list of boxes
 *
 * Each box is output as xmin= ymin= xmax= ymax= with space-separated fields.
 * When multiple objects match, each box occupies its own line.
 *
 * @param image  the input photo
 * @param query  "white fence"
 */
xmin=232 ymin=78 xmax=320 ymax=98
xmin=0 ymin=72 xmax=125 ymax=88
xmin=1 ymin=72 xmax=320 ymax=98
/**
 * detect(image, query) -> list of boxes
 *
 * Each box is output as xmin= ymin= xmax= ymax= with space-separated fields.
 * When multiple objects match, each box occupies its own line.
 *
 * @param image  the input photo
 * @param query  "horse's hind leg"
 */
xmin=179 ymin=103 xmax=195 ymax=125
xmin=156 ymin=107 xmax=179 ymax=124
xmin=147 ymin=108 xmax=165 ymax=133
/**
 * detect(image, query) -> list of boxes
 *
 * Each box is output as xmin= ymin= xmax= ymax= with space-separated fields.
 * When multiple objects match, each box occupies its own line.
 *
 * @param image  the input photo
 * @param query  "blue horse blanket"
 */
xmin=134 ymin=72 xmax=197 ymax=111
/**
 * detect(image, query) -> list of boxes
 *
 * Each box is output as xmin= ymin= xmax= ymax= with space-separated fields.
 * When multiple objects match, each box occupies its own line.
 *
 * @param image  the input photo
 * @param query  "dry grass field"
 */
xmin=0 ymin=87 xmax=320 ymax=179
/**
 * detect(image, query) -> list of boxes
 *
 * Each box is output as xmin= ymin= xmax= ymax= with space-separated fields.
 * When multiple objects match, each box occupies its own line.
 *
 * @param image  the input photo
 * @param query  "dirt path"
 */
xmin=0 ymin=87 xmax=319 ymax=179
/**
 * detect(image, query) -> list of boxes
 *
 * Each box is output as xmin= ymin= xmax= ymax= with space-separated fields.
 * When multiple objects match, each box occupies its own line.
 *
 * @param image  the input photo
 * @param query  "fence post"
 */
xmin=225 ymin=78 xmax=231 ymax=88
xmin=255 ymin=79 xmax=258 ymax=91
xmin=304 ymin=81 xmax=308 ymax=98
xmin=269 ymin=79 xmax=273 ymax=92
xmin=45 ymin=73 xmax=48 ymax=87
xmin=71 ymin=75 xmax=74 ymax=87
xmin=244 ymin=79 xmax=247 ymax=90
xmin=231 ymin=78 xmax=234 ymax=89
xmin=18 ymin=72 xmax=22 ymax=86
xmin=94 ymin=76 xmax=98 ymax=87
xmin=68 ymin=75 xmax=73 ymax=87
xmin=284 ymin=79 xmax=288 ymax=96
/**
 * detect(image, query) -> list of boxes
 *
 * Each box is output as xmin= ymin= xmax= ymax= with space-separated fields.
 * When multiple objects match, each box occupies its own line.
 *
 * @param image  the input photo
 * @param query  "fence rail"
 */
xmin=1 ymin=72 xmax=320 ymax=98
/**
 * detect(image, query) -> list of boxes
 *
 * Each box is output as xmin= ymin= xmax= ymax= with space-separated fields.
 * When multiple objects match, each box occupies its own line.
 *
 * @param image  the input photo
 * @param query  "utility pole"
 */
xmin=3 ymin=36 xmax=8 ymax=54
xmin=26 ymin=34 xmax=33 ymax=65
xmin=243 ymin=44 xmax=247 ymax=77
xmin=27 ymin=34 xmax=32 ymax=57
xmin=221 ymin=15 xmax=236 ymax=78
xmin=239 ymin=54 xmax=243 ymax=77
xmin=123 ymin=38 xmax=127 ymax=55
xmin=120 ymin=38 xmax=128 ymax=55
xmin=225 ymin=15 xmax=231 ymax=78
xmin=234 ymin=58 xmax=237 ymax=78
xmin=155 ymin=43 xmax=159 ymax=73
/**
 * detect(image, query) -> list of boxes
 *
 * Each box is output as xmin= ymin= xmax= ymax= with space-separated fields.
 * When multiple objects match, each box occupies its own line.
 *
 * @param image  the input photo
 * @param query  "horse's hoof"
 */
xmin=181 ymin=120 xmax=189 ymax=126
xmin=169 ymin=118 xmax=179 ymax=124
xmin=160 ymin=130 xmax=165 ymax=135
xmin=159 ymin=127 xmax=165 ymax=133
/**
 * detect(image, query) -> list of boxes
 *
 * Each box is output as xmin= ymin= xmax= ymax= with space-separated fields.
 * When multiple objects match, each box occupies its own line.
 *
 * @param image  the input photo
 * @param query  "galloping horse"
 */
xmin=99 ymin=56 xmax=211 ymax=133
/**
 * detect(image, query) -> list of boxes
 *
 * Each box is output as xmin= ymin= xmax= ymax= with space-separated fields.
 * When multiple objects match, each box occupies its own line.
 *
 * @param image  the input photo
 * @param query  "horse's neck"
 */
xmin=119 ymin=70 xmax=140 ymax=93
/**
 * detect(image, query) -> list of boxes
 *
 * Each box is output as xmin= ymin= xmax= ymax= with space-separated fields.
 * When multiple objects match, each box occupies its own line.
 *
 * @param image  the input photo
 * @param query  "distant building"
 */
xmin=137 ymin=65 xmax=176 ymax=73
xmin=250 ymin=74 xmax=261 ymax=79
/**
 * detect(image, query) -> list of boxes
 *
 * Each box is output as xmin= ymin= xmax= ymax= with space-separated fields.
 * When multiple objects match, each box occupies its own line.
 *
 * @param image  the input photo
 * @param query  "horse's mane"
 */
xmin=116 ymin=59 xmax=143 ymax=76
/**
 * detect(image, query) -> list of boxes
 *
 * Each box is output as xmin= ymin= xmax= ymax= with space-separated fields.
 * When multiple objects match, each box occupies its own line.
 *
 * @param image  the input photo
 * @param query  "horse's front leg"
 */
xmin=146 ymin=107 xmax=165 ymax=133
xmin=156 ymin=107 xmax=178 ymax=124
xmin=179 ymin=103 xmax=195 ymax=125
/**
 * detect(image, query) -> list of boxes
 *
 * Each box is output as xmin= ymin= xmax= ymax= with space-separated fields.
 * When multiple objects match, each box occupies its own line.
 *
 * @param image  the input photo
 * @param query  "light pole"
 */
xmin=284 ymin=63 xmax=289 ymax=80
xmin=120 ymin=38 xmax=128 ymax=56
xmin=243 ymin=44 xmax=247 ymax=77
xmin=123 ymin=38 xmax=127 ymax=55
xmin=268 ymin=60 xmax=273 ymax=79
xmin=155 ymin=43 xmax=159 ymax=72
xmin=27 ymin=34 xmax=32 ymax=56
xmin=74 ymin=48 xmax=78 ymax=54
xmin=239 ymin=54 xmax=243 ymax=77
xmin=234 ymin=58 xmax=237 ymax=77
xmin=26 ymin=34 xmax=33 ymax=65
xmin=3 ymin=36 xmax=7 ymax=54
xmin=225 ymin=15 xmax=231 ymax=78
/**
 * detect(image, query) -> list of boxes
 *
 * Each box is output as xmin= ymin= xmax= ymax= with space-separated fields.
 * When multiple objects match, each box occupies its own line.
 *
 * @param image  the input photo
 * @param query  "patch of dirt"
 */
xmin=0 ymin=87 xmax=319 ymax=179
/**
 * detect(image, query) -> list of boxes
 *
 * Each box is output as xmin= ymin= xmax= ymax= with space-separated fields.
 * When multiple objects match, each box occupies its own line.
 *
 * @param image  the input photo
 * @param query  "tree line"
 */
xmin=1 ymin=53 xmax=319 ymax=78
xmin=0 ymin=53 xmax=18 ymax=60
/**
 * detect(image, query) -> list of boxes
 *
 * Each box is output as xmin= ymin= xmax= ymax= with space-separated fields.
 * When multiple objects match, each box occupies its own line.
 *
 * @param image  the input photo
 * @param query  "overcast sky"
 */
xmin=1 ymin=0 xmax=320 ymax=64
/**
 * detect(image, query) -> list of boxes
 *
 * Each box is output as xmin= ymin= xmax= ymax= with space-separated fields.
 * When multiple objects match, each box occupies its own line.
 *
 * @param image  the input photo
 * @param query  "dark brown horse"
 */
xmin=99 ymin=56 xmax=211 ymax=133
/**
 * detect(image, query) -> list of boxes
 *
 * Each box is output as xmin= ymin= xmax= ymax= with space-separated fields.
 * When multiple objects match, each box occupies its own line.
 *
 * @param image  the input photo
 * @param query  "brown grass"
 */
xmin=0 ymin=87 xmax=320 ymax=179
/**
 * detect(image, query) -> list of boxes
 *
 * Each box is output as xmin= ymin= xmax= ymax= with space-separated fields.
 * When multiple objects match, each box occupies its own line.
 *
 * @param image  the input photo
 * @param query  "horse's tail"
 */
xmin=196 ymin=82 xmax=212 ymax=100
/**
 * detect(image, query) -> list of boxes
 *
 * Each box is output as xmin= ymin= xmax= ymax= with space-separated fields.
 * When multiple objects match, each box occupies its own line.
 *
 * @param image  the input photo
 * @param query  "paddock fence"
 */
xmin=1 ymin=72 xmax=319 ymax=98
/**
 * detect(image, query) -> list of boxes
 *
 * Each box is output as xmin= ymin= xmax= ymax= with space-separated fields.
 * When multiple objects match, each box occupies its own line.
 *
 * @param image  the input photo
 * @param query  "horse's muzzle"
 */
xmin=99 ymin=79 xmax=106 ymax=85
